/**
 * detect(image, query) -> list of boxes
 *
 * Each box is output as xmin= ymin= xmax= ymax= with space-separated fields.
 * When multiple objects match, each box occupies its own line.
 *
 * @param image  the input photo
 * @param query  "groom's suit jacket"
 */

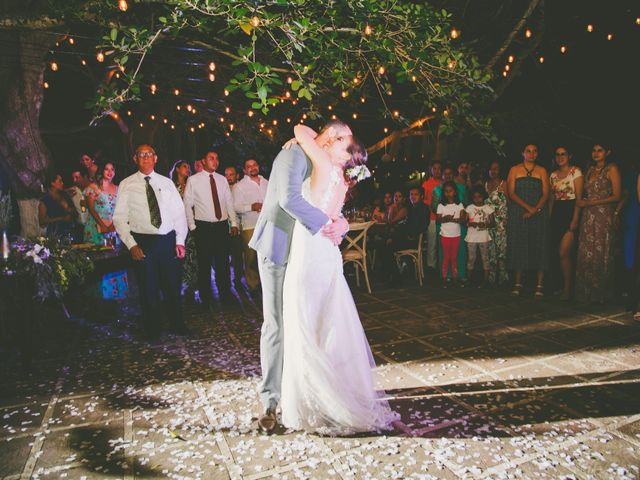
xmin=249 ymin=144 xmax=329 ymax=266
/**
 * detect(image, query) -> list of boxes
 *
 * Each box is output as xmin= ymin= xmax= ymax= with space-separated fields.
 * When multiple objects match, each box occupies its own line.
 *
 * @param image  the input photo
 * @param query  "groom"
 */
xmin=249 ymin=120 xmax=352 ymax=433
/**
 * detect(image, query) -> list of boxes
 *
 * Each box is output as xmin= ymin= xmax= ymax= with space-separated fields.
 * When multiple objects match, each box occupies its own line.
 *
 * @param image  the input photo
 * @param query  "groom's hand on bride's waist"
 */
xmin=321 ymin=217 xmax=349 ymax=246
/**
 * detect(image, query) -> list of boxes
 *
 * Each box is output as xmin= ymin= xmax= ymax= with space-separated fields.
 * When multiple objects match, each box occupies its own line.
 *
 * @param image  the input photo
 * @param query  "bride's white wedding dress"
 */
xmin=280 ymin=167 xmax=398 ymax=435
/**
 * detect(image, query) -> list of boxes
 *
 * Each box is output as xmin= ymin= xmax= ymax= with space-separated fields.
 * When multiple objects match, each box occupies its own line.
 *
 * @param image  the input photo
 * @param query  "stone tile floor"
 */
xmin=1 ymin=281 xmax=640 ymax=479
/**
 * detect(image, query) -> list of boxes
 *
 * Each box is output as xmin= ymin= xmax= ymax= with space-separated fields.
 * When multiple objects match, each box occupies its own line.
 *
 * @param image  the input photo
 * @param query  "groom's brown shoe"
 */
xmin=258 ymin=408 xmax=278 ymax=434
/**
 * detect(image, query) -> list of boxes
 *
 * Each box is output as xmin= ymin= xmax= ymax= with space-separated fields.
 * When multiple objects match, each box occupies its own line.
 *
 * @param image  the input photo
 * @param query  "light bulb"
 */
xmin=150 ymin=83 xmax=157 ymax=94
xmin=378 ymin=66 xmax=385 ymax=75
xmin=560 ymin=45 xmax=567 ymax=54
xmin=50 ymin=61 xmax=58 ymax=71
xmin=209 ymin=73 xmax=215 ymax=82
xmin=508 ymin=55 xmax=515 ymax=63
xmin=173 ymin=88 xmax=180 ymax=95
xmin=539 ymin=56 xmax=545 ymax=63
xmin=450 ymin=28 xmax=459 ymax=39
xmin=352 ymin=113 xmax=358 ymax=119
xmin=43 ymin=81 xmax=49 ymax=89
xmin=96 ymin=51 xmax=105 ymax=62
xmin=587 ymin=24 xmax=594 ymax=32
xmin=525 ymin=28 xmax=532 ymax=38
xmin=248 ymin=110 xmax=254 ymax=117
xmin=118 ymin=0 xmax=128 ymax=12
xmin=251 ymin=16 xmax=260 ymax=28
xmin=208 ymin=61 xmax=216 ymax=71
xmin=364 ymin=24 xmax=373 ymax=36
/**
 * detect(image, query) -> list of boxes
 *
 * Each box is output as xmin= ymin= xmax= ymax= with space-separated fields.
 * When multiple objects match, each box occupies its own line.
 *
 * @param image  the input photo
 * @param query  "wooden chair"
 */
xmin=394 ymin=232 xmax=425 ymax=286
xmin=342 ymin=221 xmax=374 ymax=294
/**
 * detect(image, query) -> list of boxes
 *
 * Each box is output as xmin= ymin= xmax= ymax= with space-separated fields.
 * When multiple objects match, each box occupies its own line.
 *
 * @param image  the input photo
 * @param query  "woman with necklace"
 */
xmin=506 ymin=144 xmax=550 ymax=297
xmin=485 ymin=161 xmax=508 ymax=285
xmin=574 ymin=143 xmax=621 ymax=303
xmin=549 ymin=146 xmax=583 ymax=300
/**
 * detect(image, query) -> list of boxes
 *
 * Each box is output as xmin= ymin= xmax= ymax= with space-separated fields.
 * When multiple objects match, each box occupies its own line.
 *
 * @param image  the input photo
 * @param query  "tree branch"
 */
xmin=367 ymin=115 xmax=435 ymax=154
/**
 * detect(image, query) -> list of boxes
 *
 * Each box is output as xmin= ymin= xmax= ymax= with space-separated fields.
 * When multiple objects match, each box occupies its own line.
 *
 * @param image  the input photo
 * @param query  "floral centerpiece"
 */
xmin=5 ymin=236 xmax=94 ymax=301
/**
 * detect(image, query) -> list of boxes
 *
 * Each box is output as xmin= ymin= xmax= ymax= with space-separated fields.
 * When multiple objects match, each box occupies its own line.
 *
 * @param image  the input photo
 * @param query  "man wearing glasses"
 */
xmin=113 ymin=144 xmax=189 ymax=340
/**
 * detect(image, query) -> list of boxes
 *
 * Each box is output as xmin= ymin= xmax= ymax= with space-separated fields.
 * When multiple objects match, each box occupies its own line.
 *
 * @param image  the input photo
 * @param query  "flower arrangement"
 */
xmin=5 ymin=237 xmax=94 ymax=301
xmin=345 ymin=165 xmax=371 ymax=184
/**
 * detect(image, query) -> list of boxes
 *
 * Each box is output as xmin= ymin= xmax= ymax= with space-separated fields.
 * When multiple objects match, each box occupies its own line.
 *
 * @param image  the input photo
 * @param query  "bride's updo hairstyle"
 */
xmin=345 ymin=136 xmax=368 ymax=169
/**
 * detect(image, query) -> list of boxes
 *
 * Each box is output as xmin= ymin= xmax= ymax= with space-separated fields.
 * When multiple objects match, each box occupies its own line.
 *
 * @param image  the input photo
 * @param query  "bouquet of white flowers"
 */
xmin=345 ymin=165 xmax=371 ymax=184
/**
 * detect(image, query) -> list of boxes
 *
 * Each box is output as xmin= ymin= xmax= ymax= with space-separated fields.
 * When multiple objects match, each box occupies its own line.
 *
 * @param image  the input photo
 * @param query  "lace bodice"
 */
xmin=302 ymin=166 xmax=343 ymax=214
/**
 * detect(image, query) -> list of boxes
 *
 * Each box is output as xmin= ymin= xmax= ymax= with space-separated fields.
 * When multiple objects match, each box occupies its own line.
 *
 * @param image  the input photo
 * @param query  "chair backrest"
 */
xmin=342 ymin=221 xmax=374 ymax=259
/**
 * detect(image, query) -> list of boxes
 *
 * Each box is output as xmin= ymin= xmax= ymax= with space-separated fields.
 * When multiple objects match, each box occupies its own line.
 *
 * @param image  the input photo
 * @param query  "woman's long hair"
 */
xmin=170 ymin=160 xmax=189 ymax=186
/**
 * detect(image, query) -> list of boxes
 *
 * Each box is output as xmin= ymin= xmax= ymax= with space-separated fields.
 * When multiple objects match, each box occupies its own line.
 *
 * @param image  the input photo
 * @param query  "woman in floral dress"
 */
xmin=170 ymin=160 xmax=198 ymax=296
xmin=485 ymin=161 xmax=508 ymax=285
xmin=84 ymin=163 xmax=128 ymax=300
xmin=575 ymin=143 xmax=621 ymax=303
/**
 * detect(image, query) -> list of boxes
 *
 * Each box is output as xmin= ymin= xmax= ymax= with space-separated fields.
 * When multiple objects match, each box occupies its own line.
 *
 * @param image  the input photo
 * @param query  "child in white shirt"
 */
xmin=436 ymin=181 xmax=467 ymax=286
xmin=465 ymin=186 xmax=495 ymax=287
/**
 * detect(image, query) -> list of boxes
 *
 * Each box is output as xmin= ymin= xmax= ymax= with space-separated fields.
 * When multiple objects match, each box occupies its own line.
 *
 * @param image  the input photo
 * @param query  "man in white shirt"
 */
xmin=224 ymin=166 xmax=244 ymax=288
xmin=68 ymin=168 xmax=90 ymax=241
xmin=113 ymin=144 xmax=189 ymax=339
xmin=233 ymin=159 xmax=268 ymax=291
xmin=183 ymin=151 xmax=239 ymax=304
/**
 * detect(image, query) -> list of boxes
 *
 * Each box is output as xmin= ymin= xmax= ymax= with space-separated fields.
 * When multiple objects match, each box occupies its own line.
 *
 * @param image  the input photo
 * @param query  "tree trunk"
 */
xmin=0 ymin=30 xmax=54 ymax=236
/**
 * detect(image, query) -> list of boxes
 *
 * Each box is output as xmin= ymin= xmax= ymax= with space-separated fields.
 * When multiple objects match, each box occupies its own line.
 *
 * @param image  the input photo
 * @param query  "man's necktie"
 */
xmin=210 ymin=174 xmax=222 ymax=220
xmin=144 ymin=176 xmax=162 ymax=228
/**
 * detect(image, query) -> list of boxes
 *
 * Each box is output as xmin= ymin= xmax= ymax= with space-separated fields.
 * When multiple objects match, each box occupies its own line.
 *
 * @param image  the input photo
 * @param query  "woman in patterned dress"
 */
xmin=574 ymin=143 xmax=621 ymax=303
xmin=485 ymin=161 xmax=508 ymax=285
xmin=83 ymin=163 xmax=128 ymax=300
xmin=549 ymin=146 xmax=583 ymax=300
xmin=170 ymin=160 xmax=198 ymax=297
xmin=506 ymin=144 xmax=550 ymax=297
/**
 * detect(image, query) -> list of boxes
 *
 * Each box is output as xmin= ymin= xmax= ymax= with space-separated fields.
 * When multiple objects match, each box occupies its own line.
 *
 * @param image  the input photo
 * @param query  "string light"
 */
xmin=360 ymin=97 xmax=366 ymax=103
xmin=118 ymin=0 xmax=128 ymax=12
xmin=115 ymin=73 xmax=120 ymax=79
xmin=450 ymin=28 xmax=460 ymax=39
xmin=43 ymin=81 xmax=49 ymax=89
xmin=173 ymin=88 xmax=180 ymax=96
xmin=225 ymin=106 xmax=231 ymax=113
xmin=225 ymin=132 xmax=230 ymax=137
xmin=327 ymin=105 xmax=333 ymax=110
xmin=291 ymin=100 xmax=297 ymax=105
xmin=150 ymin=114 xmax=156 ymax=120
xmin=96 ymin=51 xmax=104 ymax=62
xmin=163 ymin=118 xmax=168 ymax=124
xmin=331 ymin=114 xmax=337 ymax=120
xmin=364 ymin=24 xmax=373 ymax=36
xmin=287 ymin=76 xmax=293 ymax=84
xmin=190 ymin=127 xmax=195 ymax=133
xmin=448 ymin=61 xmax=456 ymax=69
xmin=502 ymin=71 xmax=508 ymax=77
xmin=126 ymin=110 xmax=132 ymax=116
xmin=432 ymin=106 xmax=437 ymax=112
xmin=68 ymin=37 xmax=74 ymax=45
xmin=286 ymin=117 xmax=291 ymax=123
xmin=176 ymin=105 xmax=181 ymax=110
xmin=352 ymin=113 xmax=358 ymax=119
xmin=539 ymin=56 xmax=545 ymax=63
xmin=230 ymin=124 xmax=235 ymax=131
xmin=81 ymin=59 xmax=87 ymax=66
xmin=186 ymin=104 xmax=192 ymax=112
xmin=607 ymin=33 xmax=613 ymax=41
xmin=150 ymin=83 xmax=157 ymax=94
xmin=251 ymin=15 xmax=260 ymax=28
xmin=267 ymin=128 xmax=273 ymax=135
xmin=285 ymin=90 xmax=291 ymax=98
xmin=393 ymin=110 xmax=399 ymax=117
xmin=171 ymin=124 xmax=175 ymax=130
xmin=219 ymin=117 xmax=225 ymax=123
xmin=587 ymin=24 xmax=594 ymax=32
xmin=353 ymin=77 xmax=360 ymax=84
xmin=560 ymin=45 xmax=567 ymax=54
xmin=378 ymin=66 xmax=385 ymax=75
xmin=302 ymin=113 xmax=307 ymax=119
xmin=209 ymin=73 xmax=215 ymax=82
xmin=50 ymin=61 xmax=58 ymax=71
xmin=383 ymin=127 xmax=389 ymax=133
xmin=208 ymin=62 xmax=216 ymax=72
xmin=525 ymin=28 xmax=532 ymax=38
xmin=505 ymin=64 xmax=510 ymax=72
xmin=508 ymin=55 xmax=515 ymax=63
xmin=636 ymin=17 xmax=640 ymax=25
xmin=443 ymin=109 xmax=449 ymax=116
xmin=248 ymin=110 xmax=254 ymax=117
xmin=411 ymin=75 xmax=417 ymax=82
xmin=272 ymin=119 xmax=278 ymax=125
xmin=139 ymin=122 xmax=144 ymax=128
xmin=341 ymin=91 xmax=348 ymax=98
xmin=224 ymin=89 xmax=229 ymax=96
xmin=191 ymin=108 xmax=196 ymax=114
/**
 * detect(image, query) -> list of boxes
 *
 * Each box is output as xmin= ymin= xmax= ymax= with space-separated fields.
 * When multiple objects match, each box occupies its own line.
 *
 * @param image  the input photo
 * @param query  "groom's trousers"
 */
xmin=257 ymin=253 xmax=286 ymax=410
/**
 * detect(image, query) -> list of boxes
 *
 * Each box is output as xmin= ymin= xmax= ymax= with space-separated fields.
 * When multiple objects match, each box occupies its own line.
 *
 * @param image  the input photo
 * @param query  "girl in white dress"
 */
xmin=280 ymin=123 xmax=398 ymax=435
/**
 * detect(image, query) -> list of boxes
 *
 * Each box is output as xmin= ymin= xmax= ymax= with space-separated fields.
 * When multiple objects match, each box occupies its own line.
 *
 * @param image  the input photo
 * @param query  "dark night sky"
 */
xmin=34 ymin=0 xmax=640 ymax=181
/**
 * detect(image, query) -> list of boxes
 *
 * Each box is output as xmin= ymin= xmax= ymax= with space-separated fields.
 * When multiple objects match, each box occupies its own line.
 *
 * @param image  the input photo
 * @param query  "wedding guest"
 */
xmin=193 ymin=158 xmax=204 ymax=174
xmin=388 ymin=190 xmax=408 ymax=225
xmin=113 ymin=144 xmax=188 ymax=339
xmin=466 ymin=185 xmax=495 ymax=287
xmin=432 ymin=164 xmax=468 ymax=282
xmin=437 ymin=181 xmax=466 ymax=287
xmin=224 ymin=164 xmax=244 ymax=288
xmin=422 ymin=161 xmax=442 ymax=270
xmin=620 ymin=162 xmax=640 ymax=306
xmin=373 ymin=192 xmax=393 ymax=223
xmin=224 ymin=166 xmax=239 ymax=187
xmin=84 ymin=162 xmax=118 ymax=245
xmin=39 ymin=172 xmax=76 ymax=238
xmin=80 ymin=153 xmax=98 ymax=181
xmin=170 ymin=160 xmax=197 ymax=296
xmin=575 ymin=143 xmax=622 ymax=303
xmin=507 ymin=144 xmax=550 ymax=297
xmin=485 ymin=161 xmax=509 ymax=285
xmin=183 ymin=151 xmax=239 ymax=304
xmin=170 ymin=160 xmax=191 ymax=196
xmin=69 ymin=168 xmax=90 ymax=240
xmin=233 ymin=159 xmax=268 ymax=291
xmin=454 ymin=161 xmax=470 ymax=197
xmin=549 ymin=146 xmax=583 ymax=299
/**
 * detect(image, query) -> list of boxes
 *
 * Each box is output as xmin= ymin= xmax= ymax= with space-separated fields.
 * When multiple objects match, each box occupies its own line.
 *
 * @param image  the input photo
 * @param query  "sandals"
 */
xmin=511 ymin=284 xmax=523 ymax=296
xmin=534 ymin=285 xmax=544 ymax=298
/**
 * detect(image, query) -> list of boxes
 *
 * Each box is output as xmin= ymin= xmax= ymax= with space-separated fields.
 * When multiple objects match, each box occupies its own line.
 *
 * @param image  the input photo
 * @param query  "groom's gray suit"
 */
xmin=249 ymin=144 xmax=329 ymax=410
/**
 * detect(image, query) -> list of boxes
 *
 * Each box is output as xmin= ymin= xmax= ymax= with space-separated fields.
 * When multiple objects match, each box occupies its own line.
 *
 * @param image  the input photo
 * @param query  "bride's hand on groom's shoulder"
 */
xmin=282 ymin=138 xmax=298 ymax=150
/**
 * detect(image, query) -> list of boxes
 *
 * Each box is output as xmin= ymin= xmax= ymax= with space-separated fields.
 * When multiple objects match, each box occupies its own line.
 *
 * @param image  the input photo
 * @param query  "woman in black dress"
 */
xmin=38 ymin=172 xmax=76 ymax=237
xmin=506 ymin=144 xmax=550 ymax=297
xmin=549 ymin=146 xmax=583 ymax=299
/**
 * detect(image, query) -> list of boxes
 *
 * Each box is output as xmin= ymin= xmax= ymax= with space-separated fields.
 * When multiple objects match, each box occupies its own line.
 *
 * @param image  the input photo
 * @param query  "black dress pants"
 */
xmin=194 ymin=220 xmax=231 ymax=301
xmin=132 ymin=231 xmax=184 ymax=336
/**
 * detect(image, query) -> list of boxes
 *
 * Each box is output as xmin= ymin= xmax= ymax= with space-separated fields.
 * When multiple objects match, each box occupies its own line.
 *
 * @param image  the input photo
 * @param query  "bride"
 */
xmin=280 ymin=123 xmax=398 ymax=435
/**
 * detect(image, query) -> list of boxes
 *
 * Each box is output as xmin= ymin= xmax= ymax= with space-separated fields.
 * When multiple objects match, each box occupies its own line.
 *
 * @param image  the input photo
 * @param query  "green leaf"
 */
xmin=158 ymin=17 xmax=167 ymax=24
xmin=257 ymin=86 xmax=267 ymax=100
xmin=110 ymin=28 xmax=118 ymax=41
xmin=251 ymin=102 xmax=262 ymax=109
xmin=297 ymin=88 xmax=308 ymax=99
xmin=291 ymin=80 xmax=301 ymax=91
